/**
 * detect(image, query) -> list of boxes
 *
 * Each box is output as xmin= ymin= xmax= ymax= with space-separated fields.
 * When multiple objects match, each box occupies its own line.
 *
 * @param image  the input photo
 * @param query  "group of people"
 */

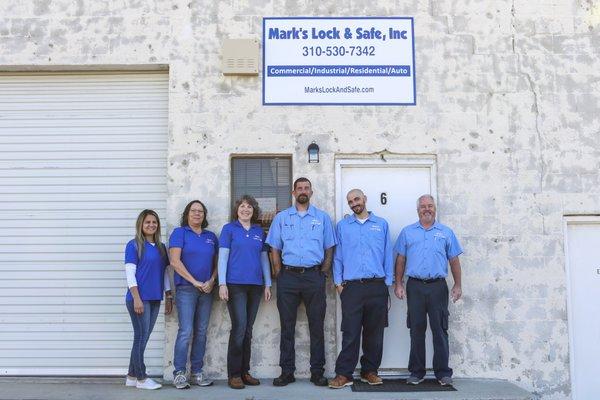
xmin=123 ymin=177 xmax=463 ymax=391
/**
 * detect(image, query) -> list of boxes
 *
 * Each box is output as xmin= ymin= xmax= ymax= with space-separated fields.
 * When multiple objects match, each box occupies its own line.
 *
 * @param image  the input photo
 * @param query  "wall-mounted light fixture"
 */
xmin=307 ymin=141 xmax=320 ymax=163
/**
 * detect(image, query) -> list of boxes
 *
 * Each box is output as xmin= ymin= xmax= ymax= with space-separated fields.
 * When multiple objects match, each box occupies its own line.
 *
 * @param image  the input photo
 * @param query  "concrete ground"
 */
xmin=0 ymin=377 xmax=533 ymax=400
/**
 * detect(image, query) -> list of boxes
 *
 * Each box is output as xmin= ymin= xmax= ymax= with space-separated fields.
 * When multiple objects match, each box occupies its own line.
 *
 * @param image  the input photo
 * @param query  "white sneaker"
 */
xmin=191 ymin=372 xmax=213 ymax=386
xmin=125 ymin=376 xmax=137 ymax=387
xmin=136 ymin=378 xmax=162 ymax=390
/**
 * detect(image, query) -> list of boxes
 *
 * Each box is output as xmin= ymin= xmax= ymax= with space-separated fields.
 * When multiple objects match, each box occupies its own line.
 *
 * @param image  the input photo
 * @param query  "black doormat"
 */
xmin=351 ymin=378 xmax=457 ymax=392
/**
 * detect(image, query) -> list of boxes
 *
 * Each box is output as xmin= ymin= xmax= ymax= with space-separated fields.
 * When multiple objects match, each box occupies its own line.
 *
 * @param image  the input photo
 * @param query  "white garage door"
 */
xmin=0 ymin=72 xmax=168 ymax=375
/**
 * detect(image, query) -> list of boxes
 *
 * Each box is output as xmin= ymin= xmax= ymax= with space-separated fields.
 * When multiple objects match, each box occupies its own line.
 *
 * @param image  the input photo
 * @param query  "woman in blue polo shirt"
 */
xmin=124 ymin=209 xmax=172 ymax=390
xmin=169 ymin=200 xmax=218 ymax=389
xmin=218 ymin=195 xmax=272 ymax=389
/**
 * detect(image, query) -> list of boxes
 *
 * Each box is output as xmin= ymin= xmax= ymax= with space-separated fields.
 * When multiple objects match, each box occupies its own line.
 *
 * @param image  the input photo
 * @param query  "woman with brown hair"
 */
xmin=218 ymin=195 xmax=272 ymax=389
xmin=170 ymin=200 xmax=218 ymax=389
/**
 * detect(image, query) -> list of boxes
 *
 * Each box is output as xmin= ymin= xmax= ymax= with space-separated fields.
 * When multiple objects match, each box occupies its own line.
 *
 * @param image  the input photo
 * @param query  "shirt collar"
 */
xmin=233 ymin=220 xmax=259 ymax=229
xmin=183 ymin=225 xmax=205 ymax=234
xmin=417 ymin=220 xmax=441 ymax=231
xmin=288 ymin=204 xmax=316 ymax=216
xmin=349 ymin=211 xmax=375 ymax=224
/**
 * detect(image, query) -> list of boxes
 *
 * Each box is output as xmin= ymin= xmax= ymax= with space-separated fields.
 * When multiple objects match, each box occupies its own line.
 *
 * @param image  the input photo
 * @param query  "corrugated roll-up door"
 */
xmin=0 ymin=72 xmax=168 ymax=375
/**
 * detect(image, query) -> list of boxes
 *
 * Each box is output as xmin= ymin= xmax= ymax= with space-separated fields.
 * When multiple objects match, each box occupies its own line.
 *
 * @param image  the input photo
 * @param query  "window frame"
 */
xmin=229 ymin=154 xmax=293 ymax=229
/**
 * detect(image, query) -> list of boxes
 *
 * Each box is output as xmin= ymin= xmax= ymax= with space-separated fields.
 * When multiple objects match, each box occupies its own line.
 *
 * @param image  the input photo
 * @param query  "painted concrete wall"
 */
xmin=1 ymin=0 xmax=599 ymax=398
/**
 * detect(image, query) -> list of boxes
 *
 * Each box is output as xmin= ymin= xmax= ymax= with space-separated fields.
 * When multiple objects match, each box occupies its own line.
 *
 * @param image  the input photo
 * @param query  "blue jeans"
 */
xmin=226 ymin=284 xmax=263 ymax=377
xmin=126 ymin=300 xmax=161 ymax=380
xmin=173 ymin=285 xmax=213 ymax=375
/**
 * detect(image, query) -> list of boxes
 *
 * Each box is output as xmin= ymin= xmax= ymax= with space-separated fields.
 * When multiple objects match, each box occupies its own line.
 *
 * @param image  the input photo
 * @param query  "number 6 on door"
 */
xmin=380 ymin=192 xmax=387 ymax=205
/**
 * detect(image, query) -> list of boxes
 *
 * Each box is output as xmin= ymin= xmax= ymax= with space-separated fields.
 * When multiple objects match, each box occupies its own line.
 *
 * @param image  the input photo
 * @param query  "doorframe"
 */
xmin=563 ymin=215 xmax=600 ymax=399
xmin=334 ymin=155 xmax=437 ymax=373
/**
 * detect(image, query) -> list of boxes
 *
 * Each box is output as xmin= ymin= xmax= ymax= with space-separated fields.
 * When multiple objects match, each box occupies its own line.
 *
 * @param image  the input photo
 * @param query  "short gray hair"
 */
xmin=416 ymin=194 xmax=435 ymax=209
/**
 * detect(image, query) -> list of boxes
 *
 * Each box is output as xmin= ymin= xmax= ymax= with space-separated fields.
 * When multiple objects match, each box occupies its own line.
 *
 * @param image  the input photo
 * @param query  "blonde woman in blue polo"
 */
xmin=170 ymin=200 xmax=218 ymax=389
xmin=218 ymin=195 xmax=272 ymax=389
xmin=124 ymin=209 xmax=172 ymax=390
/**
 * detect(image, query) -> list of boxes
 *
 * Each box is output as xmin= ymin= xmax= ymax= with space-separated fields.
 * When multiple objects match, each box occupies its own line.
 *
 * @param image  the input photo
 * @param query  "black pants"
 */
xmin=276 ymin=267 xmax=326 ymax=375
xmin=335 ymin=280 xmax=388 ymax=378
xmin=406 ymin=278 xmax=452 ymax=379
xmin=226 ymin=284 xmax=263 ymax=377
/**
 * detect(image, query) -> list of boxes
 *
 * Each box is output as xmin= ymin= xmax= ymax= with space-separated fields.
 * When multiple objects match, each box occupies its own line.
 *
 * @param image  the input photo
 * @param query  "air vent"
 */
xmin=222 ymin=39 xmax=259 ymax=76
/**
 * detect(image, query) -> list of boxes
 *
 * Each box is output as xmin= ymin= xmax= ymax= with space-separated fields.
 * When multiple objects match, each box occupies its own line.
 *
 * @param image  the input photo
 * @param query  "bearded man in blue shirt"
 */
xmin=394 ymin=194 xmax=463 ymax=387
xmin=266 ymin=177 xmax=337 ymax=387
xmin=328 ymin=189 xmax=393 ymax=389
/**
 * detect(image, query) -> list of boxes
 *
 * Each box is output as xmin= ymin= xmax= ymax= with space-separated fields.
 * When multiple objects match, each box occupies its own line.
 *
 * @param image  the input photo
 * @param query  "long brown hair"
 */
xmin=134 ymin=209 xmax=166 ymax=259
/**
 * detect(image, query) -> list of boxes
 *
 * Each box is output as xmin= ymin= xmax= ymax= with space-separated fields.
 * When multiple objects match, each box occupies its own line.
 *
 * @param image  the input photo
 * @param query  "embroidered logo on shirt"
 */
xmin=369 ymin=225 xmax=382 ymax=232
xmin=205 ymin=238 xmax=215 ymax=245
xmin=311 ymin=219 xmax=322 ymax=229
xmin=433 ymin=232 xmax=446 ymax=240
xmin=252 ymin=234 xmax=263 ymax=241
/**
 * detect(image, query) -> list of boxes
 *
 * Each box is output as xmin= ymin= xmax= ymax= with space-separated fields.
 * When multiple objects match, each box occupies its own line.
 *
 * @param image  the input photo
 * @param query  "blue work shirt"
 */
xmin=394 ymin=220 xmax=463 ymax=279
xmin=333 ymin=212 xmax=394 ymax=286
xmin=169 ymin=226 xmax=218 ymax=286
xmin=266 ymin=204 xmax=337 ymax=267
xmin=124 ymin=240 xmax=168 ymax=301
xmin=219 ymin=221 xmax=268 ymax=285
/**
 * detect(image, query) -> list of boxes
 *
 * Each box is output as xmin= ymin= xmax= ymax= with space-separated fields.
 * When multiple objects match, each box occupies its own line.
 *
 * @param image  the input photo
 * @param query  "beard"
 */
xmin=296 ymin=194 xmax=309 ymax=204
xmin=352 ymin=205 xmax=364 ymax=214
xmin=419 ymin=212 xmax=434 ymax=222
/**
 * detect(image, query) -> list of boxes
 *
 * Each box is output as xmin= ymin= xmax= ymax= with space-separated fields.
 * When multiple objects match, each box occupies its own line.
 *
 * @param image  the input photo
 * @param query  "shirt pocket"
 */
xmin=433 ymin=235 xmax=447 ymax=256
xmin=282 ymin=224 xmax=295 ymax=240
xmin=308 ymin=222 xmax=324 ymax=240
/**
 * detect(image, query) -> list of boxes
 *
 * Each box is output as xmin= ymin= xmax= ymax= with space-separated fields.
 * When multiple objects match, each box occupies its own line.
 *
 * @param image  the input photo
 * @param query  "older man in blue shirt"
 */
xmin=394 ymin=194 xmax=463 ymax=387
xmin=266 ymin=177 xmax=337 ymax=387
xmin=328 ymin=189 xmax=393 ymax=389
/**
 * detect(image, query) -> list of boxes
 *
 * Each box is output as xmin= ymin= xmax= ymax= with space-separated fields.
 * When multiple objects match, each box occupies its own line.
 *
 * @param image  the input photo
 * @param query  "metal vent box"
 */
xmin=222 ymin=39 xmax=259 ymax=76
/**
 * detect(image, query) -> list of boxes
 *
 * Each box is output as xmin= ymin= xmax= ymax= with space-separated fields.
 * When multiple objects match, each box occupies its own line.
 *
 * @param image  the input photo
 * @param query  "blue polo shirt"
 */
xmin=124 ymin=240 xmax=168 ymax=301
xmin=169 ymin=226 xmax=218 ymax=286
xmin=220 ymin=221 xmax=268 ymax=285
xmin=394 ymin=220 xmax=463 ymax=279
xmin=333 ymin=212 xmax=394 ymax=286
xmin=266 ymin=204 xmax=337 ymax=267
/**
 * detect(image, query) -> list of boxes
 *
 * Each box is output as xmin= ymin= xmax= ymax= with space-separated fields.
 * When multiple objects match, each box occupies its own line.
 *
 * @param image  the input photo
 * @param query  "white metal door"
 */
xmin=335 ymin=158 xmax=436 ymax=371
xmin=0 ymin=72 xmax=168 ymax=375
xmin=565 ymin=218 xmax=600 ymax=399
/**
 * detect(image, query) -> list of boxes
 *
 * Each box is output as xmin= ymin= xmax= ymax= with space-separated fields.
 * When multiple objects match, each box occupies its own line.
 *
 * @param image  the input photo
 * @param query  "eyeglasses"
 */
xmin=190 ymin=209 xmax=205 ymax=214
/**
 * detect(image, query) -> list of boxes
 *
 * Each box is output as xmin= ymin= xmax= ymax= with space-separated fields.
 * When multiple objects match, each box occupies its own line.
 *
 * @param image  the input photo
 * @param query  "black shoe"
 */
xmin=310 ymin=373 xmax=328 ymax=387
xmin=273 ymin=373 xmax=295 ymax=386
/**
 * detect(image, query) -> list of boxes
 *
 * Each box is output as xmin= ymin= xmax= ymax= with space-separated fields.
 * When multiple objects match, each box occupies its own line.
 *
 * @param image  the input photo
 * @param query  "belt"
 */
xmin=283 ymin=265 xmax=320 ymax=274
xmin=409 ymin=277 xmax=445 ymax=284
xmin=343 ymin=277 xmax=385 ymax=285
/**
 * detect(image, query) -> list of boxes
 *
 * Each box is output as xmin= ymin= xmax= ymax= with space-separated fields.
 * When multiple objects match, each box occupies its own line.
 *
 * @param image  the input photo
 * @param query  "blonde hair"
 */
xmin=134 ymin=209 xmax=166 ymax=259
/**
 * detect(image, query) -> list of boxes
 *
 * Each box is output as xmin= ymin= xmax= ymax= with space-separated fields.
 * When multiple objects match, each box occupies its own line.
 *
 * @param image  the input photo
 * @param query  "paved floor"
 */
xmin=0 ymin=377 xmax=533 ymax=400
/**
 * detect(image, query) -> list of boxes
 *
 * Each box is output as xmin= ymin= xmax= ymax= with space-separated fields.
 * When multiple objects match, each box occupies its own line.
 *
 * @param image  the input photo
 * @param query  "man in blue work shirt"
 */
xmin=328 ymin=189 xmax=393 ymax=389
xmin=394 ymin=194 xmax=463 ymax=387
xmin=266 ymin=177 xmax=337 ymax=387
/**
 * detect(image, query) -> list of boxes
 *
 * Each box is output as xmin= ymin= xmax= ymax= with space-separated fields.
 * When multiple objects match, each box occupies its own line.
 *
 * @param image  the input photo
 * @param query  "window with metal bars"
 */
xmin=231 ymin=156 xmax=292 ymax=228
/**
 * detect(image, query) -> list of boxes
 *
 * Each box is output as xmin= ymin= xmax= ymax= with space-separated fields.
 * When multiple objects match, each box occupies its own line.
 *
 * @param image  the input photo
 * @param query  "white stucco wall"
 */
xmin=1 ymin=1 xmax=599 ymax=398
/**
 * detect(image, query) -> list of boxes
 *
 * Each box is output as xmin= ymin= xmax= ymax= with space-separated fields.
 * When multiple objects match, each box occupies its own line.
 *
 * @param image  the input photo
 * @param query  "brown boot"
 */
xmin=228 ymin=376 xmax=245 ymax=389
xmin=328 ymin=375 xmax=353 ymax=389
xmin=242 ymin=373 xmax=260 ymax=386
xmin=360 ymin=371 xmax=383 ymax=385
